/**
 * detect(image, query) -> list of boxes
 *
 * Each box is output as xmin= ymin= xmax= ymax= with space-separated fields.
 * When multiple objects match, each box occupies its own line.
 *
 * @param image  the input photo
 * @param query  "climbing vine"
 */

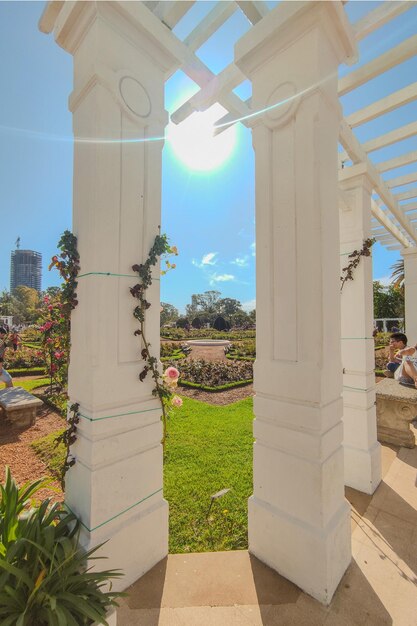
xmin=38 ymin=231 xmax=80 ymax=398
xmin=340 ymin=238 xmax=375 ymax=291
xmin=131 ymin=234 xmax=181 ymax=446
xmin=45 ymin=231 xmax=80 ymax=488
xmin=55 ymin=402 xmax=80 ymax=489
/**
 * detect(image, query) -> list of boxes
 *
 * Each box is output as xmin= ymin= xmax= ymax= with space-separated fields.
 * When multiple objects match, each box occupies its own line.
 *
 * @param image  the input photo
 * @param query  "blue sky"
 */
xmin=1 ymin=1 xmax=416 ymax=314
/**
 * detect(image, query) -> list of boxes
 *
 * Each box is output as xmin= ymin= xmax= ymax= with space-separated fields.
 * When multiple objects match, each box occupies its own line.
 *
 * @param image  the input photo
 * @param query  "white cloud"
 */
xmin=250 ymin=242 xmax=256 ymax=256
xmin=232 ymin=256 xmax=249 ymax=267
xmin=192 ymin=252 xmax=218 ymax=268
xmin=242 ymin=298 xmax=256 ymax=312
xmin=375 ymin=275 xmax=391 ymax=287
xmin=210 ymin=273 xmax=235 ymax=285
xmin=202 ymin=252 xmax=218 ymax=265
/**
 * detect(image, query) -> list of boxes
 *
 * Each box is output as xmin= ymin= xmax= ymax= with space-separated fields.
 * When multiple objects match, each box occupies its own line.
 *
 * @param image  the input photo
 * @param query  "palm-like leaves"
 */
xmin=0 ymin=468 xmax=124 ymax=625
xmin=390 ymin=259 xmax=404 ymax=290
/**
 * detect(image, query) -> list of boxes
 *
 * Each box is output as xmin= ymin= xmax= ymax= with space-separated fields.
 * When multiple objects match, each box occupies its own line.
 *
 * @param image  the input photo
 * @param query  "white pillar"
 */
xmin=402 ymin=247 xmax=417 ymax=343
xmin=40 ymin=2 xmax=181 ymax=589
xmin=235 ymin=1 xmax=357 ymax=605
xmin=339 ymin=164 xmax=381 ymax=494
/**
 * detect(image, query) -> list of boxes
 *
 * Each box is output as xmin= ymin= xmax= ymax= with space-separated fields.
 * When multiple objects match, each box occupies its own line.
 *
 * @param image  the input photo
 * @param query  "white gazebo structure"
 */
xmin=39 ymin=0 xmax=417 ymax=606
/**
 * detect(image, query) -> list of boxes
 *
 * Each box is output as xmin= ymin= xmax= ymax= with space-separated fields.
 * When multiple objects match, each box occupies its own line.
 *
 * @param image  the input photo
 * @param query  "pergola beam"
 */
xmin=403 ymin=201 xmax=417 ymax=212
xmin=339 ymin=120 xmax=417 ymax=244
xmin=153 ymin=1 xmax=195 ymax=29
xmin=396 ymin=188 xmax=417 ymax=202
xmin=235 ymin=0 xmax=268 ymax=25
xmin=171 ymin=62 xmax=245 ymax=124
xmin=346 ymin=81 xmax=417 ymax=128
xmin=184 ymin=2 xmax=236 ymax=52
xmin=338 ymin=33 xmax=417 ymax=96
xmin=376 ymin=150 xmax=417 ymax=173
xmin=339 ymin=121 xmax=417 ymax=162
xmin=387 ymin=171 xmax=417 ymax=189
xmin=353 ymin=1 xmax=417 ymax=41
xmin=371 ymin=198 xmax=411 ymax=248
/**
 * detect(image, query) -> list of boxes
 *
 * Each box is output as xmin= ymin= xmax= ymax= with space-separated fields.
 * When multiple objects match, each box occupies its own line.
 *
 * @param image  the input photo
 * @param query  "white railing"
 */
xmin=374 ymin=318 xmax=404 ymax=332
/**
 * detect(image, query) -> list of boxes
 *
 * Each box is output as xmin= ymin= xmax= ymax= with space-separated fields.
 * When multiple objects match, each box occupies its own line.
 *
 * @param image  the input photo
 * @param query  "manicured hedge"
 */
xmin=179 ymin=379 xmax=253 ymax=392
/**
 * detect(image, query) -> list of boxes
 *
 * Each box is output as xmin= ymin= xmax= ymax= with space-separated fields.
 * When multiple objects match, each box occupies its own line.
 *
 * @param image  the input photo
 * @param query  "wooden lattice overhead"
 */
xmin=143 ymin=0 xmax=417 ymax=250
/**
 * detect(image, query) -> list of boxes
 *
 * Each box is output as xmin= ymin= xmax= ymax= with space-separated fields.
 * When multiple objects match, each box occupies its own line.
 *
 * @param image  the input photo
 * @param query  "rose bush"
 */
xmin=4 ymin=345 xmax=44 ymax=369
xmin=161 ymin=328 xmax=256 ymax=341
xmin=171 ymin=359 xmax=253 ymax=387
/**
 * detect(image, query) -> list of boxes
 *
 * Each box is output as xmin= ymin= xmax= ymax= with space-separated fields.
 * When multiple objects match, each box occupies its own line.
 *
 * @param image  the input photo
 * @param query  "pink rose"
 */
xmin=171 ymin=395 xmax=183 ymax=408
xmin=164 ymin=366 xmax=179 ymax=381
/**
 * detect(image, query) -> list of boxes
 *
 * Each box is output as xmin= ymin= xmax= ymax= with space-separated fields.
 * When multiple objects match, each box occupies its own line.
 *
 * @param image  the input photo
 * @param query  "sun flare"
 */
xmin=167 ymin=105 xmax=237 ymax=172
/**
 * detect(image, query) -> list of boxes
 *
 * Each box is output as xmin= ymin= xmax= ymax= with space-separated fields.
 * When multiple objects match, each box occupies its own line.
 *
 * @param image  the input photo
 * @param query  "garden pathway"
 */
xmin=186 ymin=344 xmax=228 ymax=362
xmin=0 ymin=404 xmax=64 ymax=501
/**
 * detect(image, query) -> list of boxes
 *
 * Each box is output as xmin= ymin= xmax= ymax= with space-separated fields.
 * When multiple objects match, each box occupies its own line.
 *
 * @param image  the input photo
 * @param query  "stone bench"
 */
xmin=0 ymin=386 xmax=43 ymax=429
xmin=375 ymin=378 xmax=417 ymax=448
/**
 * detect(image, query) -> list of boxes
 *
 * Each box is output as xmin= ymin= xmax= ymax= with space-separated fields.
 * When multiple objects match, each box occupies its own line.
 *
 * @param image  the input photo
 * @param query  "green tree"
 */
xmin=390 ymin=258 xmax=404 ymax=291
xmin=160 ymin=302 xmax=179 ymax=327
xmin=0 ymin=291 xmax=15 ymax=317
xmin=185 ymin=290 xmax=222 ymax=319
xmin=219 ymin=297 xmax=242 ymax=316
xmin=373 ymin=281 xmax=404 ymax=318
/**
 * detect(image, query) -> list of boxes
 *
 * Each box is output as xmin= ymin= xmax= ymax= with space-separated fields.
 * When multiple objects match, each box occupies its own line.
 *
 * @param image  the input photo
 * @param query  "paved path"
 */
xmin=186 ymin=344 xmax=227 ymax=362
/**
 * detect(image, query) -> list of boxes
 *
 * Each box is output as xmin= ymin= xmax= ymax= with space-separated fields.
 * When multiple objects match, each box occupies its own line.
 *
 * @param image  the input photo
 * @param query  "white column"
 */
xmin=235 ymin=1 xmax=357 ymax=605
xmin=339 ymin=164 xmax=381 ymax=494
xmin=402 ymin=247 xmax=417 ymax=343
xmin=40 ymin=2 xmax=181 ymax=589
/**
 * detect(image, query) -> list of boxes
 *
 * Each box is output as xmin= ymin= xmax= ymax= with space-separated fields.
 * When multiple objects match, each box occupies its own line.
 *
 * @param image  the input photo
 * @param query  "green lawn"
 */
xmin=31 ymin=396 xmax=254 ymax=553
xmin=12 ymin=377 xmax=49 ymax=392
xmin=165 ymin=396 xmax=253 ymax=553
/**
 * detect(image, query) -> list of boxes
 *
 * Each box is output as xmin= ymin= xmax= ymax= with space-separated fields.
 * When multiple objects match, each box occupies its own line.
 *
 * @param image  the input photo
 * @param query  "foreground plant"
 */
xmin=0 ymin=468 xmax=124 ymax=625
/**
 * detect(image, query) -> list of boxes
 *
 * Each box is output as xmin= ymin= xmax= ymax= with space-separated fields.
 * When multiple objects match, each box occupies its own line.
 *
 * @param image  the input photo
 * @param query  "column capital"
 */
xmin=235 ymin=1 xmax=357 ymax=77
xmin=401 ymin=245 xmax=417 ymax=259
xmin=39 ymin=1 xmax=182 ymax=73
xmin=339 ymin=162 xmax=374 ymax=194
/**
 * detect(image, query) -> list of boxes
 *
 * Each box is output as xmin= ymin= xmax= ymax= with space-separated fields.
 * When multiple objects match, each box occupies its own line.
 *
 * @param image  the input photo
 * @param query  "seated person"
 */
xmin=385 ymin=332 xmax=408 ymax=377
xmin=0 ymin=326 xmax=13 ymax=388
xmin=395 ymin=344 xmax=417 ymax=388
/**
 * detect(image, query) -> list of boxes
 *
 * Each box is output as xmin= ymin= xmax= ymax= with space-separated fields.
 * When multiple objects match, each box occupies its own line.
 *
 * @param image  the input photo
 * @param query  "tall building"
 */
xmin=10 ymin=249 xmax=42 ymax=292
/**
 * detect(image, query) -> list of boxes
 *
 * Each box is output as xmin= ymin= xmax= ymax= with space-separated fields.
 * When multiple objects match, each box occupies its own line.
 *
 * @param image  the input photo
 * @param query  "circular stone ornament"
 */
xmin=119 ymin=76 xmax=151 ymax=118
xmin=266 ymin=81 xmax=298 ymax=124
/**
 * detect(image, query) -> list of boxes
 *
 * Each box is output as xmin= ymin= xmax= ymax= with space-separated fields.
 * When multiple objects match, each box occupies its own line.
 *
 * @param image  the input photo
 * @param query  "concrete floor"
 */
xmin=117 ymin=443 xmax=417 ymax=625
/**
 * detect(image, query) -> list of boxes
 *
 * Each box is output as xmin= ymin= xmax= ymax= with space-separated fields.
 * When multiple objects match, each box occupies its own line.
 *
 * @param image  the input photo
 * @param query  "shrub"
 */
xmin=0 ymin=468 xmax=124 ymax=625
xmin=160 ymin=342 xmax=184 ymax=358
xmin=171 ymin=359 xmax=253 ymax=386
xmin=226 ymin=339 xmax=256 ymax=360
xmin=20 ymin=327 xmax=42 ymax=344
xmin=161 ymin=328 xmax=256 ymax=341
xmin=374 ymin=332 xmax=391 ymax=347
xmin=4 ymin=346 xmax=44 ymax=369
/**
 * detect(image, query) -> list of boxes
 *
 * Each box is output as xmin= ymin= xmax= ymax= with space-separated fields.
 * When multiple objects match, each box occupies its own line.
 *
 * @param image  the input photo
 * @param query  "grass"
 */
xmin=31 ymin=395 xmax=254 ymax=554
xmin=165 ymin=396 xmax=253 ymax=553
xmin=8 ymin=367 xmax=46 ymax=377
xmin=13 ymin=377 xmax=50 ymax=392
xmin=31 ymin=430 xmax=65 ymax=481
